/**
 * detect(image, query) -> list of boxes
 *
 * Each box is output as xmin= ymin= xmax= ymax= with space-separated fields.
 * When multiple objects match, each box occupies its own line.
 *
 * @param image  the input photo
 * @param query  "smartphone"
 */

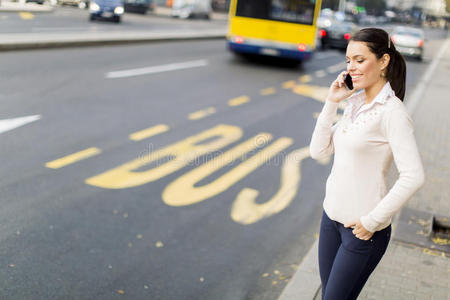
xmin=344 ymin=73 xmax=354 ymax=90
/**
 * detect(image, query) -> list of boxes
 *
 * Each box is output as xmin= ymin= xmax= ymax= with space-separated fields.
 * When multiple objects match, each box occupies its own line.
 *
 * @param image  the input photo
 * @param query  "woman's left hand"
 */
xmin=344 ymin=220 xmax=374 ymax=240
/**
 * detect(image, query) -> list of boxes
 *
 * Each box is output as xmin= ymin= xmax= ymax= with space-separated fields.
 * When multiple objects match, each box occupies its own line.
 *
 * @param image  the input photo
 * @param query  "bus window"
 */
xmin=236 ymin=0 xmax=316 ymax=25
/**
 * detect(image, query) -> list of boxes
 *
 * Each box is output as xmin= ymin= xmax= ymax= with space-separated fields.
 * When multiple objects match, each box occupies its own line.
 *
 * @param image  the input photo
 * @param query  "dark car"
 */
xmin=124 ymin=0 xmax=154 ymax=14
xmin=89 ymin=0 xmax=124 ymax=23
xmin=26 ymin=0 xmax=45 ymax=4
xmin=319 ymin=21 xmax=358 ymax=50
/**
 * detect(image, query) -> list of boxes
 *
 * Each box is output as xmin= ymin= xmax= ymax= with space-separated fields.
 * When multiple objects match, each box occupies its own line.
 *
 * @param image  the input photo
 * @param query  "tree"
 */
xmin=356 ymin=0 xmax=387 ymax=15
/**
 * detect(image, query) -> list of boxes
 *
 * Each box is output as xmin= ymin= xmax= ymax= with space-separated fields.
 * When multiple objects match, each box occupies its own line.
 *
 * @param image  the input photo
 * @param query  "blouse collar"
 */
xmin=347 ymin=81 xmax=395 ymax=108
xmin=345 ymin=82 xmax=395 ymax=121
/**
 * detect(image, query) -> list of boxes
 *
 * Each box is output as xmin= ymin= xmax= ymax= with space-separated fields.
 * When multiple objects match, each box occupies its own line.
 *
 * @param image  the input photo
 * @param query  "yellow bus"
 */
xmin=227 ymin=0 xmax=322 ymax=61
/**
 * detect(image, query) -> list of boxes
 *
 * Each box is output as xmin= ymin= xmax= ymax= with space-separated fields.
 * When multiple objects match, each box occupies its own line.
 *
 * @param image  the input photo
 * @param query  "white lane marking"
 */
xmin=106 ymin=59 xmax=209 ymax=79
xmin=0 ymin=115 xmax=41 ymax=134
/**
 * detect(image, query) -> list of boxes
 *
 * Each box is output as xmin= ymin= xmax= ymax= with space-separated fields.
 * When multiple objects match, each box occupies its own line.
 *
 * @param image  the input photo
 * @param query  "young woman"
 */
xmin=310 ymin=28 xmax=425 ymax=300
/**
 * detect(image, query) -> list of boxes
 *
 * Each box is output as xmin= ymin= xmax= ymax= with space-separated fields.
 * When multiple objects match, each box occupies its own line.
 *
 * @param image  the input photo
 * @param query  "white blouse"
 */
xmin=310 ymin=82 xmax=425 ymax=232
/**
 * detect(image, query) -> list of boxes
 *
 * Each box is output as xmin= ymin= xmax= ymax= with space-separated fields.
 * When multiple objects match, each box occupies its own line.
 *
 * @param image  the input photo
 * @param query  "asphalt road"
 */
xmin=0 ymin=6 xmax=227 ymax=34
xmin=0 ymin=28 xmax=446 ymax=299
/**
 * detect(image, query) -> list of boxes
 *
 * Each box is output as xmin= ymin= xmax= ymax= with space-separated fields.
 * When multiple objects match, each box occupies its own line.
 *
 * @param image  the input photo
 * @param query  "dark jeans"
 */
xmin=318 ymin=209 xmax=391 ymax=300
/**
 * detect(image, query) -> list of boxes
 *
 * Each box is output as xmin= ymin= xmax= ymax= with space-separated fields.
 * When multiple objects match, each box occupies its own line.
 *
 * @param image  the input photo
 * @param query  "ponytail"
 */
xmin=350 ymin=28 xmax=407 ymax=101
xmin=385 ymin=43 xmax=406 ymax=101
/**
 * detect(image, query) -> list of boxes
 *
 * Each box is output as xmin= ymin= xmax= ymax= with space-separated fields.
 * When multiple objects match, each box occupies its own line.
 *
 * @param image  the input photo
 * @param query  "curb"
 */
xmin=278 ymin=239 xmax=321 ymax=300
xmin=0 ymin=30 xmax=227 ymax=51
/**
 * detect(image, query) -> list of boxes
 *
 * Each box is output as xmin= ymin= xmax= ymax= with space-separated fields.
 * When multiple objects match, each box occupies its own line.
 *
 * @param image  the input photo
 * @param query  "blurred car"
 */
xmin=26 ymin=0 xmax=45 ymax=4
xmin=319 ymin=21 xmax=358 ymax=50
xmin=358 ymin=14 xmax=377 ymax=25
xmin=58 ymin=0 xmax=83 ymax=6
xmin=171 ymin=0 xmax=211 ymax=19
xmin=89 ymin=0 xmax=124 ymax=22
xmin=124 ymin=0 xmax=154 ymax=14
xmin=391 ymin=26 xmax=424 ymax=60
xmin=317 ymin=8 xmax=333 ymax=28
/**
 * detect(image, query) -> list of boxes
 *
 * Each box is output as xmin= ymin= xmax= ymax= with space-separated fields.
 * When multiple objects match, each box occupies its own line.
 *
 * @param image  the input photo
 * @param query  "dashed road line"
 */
xmin=260 ymin=87 xmax=276 ymax=96
xmin=228 ymin=96 xmax=250 ymax=106
xmin=46 ymin=147 xmax=101 ymax=169
xmin=19 ymin=12 xmax=34 ymax=20
xmin=282 ymin=80 xmax=296 ymax=89
xmin=129 ymin=124 xmax=169 ymax=141
xmin=188 ymin=107 xmax=216 ymax=120
xmin=299 ymin=75 xmax=312 ymax=83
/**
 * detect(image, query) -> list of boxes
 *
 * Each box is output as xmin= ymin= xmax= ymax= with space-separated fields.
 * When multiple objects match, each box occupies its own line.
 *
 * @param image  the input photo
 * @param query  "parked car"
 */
xmin=171 ymin=0 xmax=211 ymax=19
xmin=89 ymin=0 xmax=124 ymax=22
xmin=319 ymin=21 xmax=358 ymax=50
xmin=124 ymin=0 xmax=154 ymax=14
xmin=391 ymin=26 xmax=424 ymax=60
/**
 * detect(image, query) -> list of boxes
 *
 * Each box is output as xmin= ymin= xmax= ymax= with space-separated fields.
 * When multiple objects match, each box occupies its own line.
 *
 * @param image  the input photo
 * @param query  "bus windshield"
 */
xmin=235 ymin=0 xmax=316 ymax=25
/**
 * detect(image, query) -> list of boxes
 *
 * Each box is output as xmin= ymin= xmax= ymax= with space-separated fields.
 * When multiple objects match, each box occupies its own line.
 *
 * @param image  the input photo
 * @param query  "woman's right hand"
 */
xmin=327 ymin=71 xmax=356 ymax=103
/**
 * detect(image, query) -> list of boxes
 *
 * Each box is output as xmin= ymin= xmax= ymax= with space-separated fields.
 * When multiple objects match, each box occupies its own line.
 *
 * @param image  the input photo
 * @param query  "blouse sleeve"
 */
xmin=309 ymin=99 xmax=340 ymax=160
xmin=360 ymin=107 xmax=425 ymax=232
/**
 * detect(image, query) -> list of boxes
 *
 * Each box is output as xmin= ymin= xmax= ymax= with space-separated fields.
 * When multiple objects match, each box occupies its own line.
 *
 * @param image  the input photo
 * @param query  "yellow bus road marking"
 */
xmin=231 ymin=146 xmax=309 ymax=225
xmin=19 ymin=12 xmax=34 ymax=20
xmin=228 ymin=96 xmax=250 ymax=106
xmin=299 ymin=75 xmax=312 ymax=83
xmin=129 ymin=124 xmax=169 ymax=141
xmin=292 ymin=84 xmax=345 ymax=110
xmin=282 ymin=80 xmax=296 ymax=89
xmin=162 ymin=134 xmax=293 ymax=207
xmin=292 ymin=84 xmax=329 ymax=103
xmin=260 ymin=88 xmax=276 ymax=96
xmin=85 ymin=124 xmax=243 ymax=189
xmin=46 ymin=147 xmax=101 ymax=169
xmin=188 ymin=107 xmax=216 ymax=120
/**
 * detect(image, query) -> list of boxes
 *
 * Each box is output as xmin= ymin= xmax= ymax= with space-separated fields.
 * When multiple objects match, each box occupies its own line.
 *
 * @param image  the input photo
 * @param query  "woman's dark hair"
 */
xmin=349 ymin=28 xmax=406 ymax=101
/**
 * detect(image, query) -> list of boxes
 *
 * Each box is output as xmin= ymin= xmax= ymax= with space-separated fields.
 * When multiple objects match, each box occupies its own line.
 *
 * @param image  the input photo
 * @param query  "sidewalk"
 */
xmin=0 ymin=1 xmax=228 ymax=19
xmin=280 ymin=37 xmax=450 ymax=300
xmin=0 ymin=3 xmax=227 ymax=50
xmin=0 ymin=0 xmax=54 ymax=12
